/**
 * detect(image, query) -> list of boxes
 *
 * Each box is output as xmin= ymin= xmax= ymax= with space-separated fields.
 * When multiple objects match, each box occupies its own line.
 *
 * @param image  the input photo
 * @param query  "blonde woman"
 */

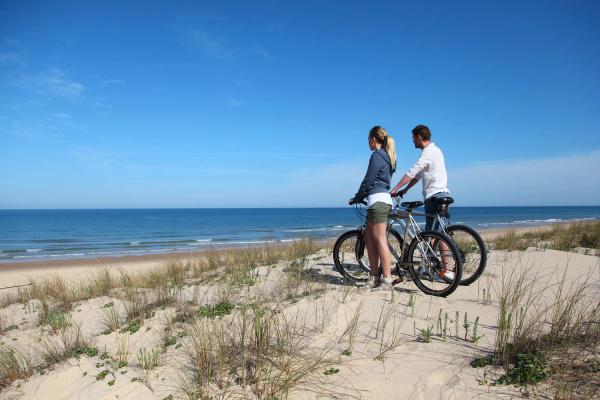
xmin=349 ymin=126 xmax=397 ymax=289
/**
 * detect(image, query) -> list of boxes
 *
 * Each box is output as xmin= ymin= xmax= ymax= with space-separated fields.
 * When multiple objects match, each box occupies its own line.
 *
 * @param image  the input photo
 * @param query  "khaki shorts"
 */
xmin=366 ymin=202 xmax=391 ymax=224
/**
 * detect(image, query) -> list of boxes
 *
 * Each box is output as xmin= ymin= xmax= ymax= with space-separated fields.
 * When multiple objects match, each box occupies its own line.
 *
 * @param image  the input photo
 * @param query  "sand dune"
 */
xmin=1 ymin=241 xmax=598 ymax=399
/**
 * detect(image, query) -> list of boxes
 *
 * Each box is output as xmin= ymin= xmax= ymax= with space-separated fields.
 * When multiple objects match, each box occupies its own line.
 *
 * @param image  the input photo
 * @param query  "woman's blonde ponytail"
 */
xmin=369 ymin=126 xmax=397 ymax=172
xmin=385 ymin=135 xmax=397 ymax=172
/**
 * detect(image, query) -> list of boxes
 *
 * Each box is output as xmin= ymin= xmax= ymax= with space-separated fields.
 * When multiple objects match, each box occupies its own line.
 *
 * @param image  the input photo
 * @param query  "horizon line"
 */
xmin=2 ymin=205 xmax=600 ymax=211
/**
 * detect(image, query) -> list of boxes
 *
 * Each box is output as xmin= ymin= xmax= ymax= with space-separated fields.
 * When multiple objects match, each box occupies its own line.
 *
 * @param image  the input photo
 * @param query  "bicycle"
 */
xmin=333 ymin=199 xmax=464 ymax=297
xmin=395 ymin=196 xmax=487 ymax=286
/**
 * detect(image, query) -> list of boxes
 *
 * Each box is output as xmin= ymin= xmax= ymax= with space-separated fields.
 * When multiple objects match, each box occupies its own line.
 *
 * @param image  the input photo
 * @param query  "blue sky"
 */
xmin=1 ymin=0 xmax=599 ymax=208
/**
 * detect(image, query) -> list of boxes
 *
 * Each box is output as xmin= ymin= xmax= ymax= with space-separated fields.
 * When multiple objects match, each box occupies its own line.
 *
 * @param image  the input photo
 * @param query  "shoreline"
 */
xmin=0 ymin=220 xmax=586 ymax=276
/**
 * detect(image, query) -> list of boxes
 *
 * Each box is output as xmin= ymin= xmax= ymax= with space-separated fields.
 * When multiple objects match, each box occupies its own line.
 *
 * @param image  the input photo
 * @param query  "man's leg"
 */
xmin=424 ymin=196 xmax=436 ymax=231
xmin=425 ymin=194 xmax=453 ymax=276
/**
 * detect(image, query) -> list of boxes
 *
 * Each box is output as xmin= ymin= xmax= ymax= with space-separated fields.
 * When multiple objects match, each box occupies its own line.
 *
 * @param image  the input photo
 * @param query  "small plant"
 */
xmin=408 ymin=292 xmax=416 ymax=316
xmin=339 ymin=300 xmax=362 ymax=355
xmin=137 ymin=348 xmax=160 ymax=370
xmin=323 ymin=367 xmax=340 ymax=375
xmin=443 ymin=313 xmax=448 ymax=342
xmin=455 ymin=311 xmax=459 ymax=338
xmin=463 ymin=313 xmax=471 ymax=341
xmin=74 ymin=346 xmax=98 ymax=358
xmin=470 ymin=354 xmax=496 ymax=368
xmin=418 ymin=325 xmax=434 ymax=343
xmin=96 ymin=369 xmax=110 ymax=381
xmin=197 ymin=302 xmax=233 ymax=319
xmin=470 ymin=316 xmax=484 ymax=344
xmin=100 ymin=304 xmax=120 ymax=334
xmin=40 ymin=309 xmax=71 ymax=334
xmin=0 ymin=346 xmax=33 ymax=388
xmin=107 ymin=379 xmax=115 ymax=386
xmin=120 ymin=319 xmax=141 ymax=334
xmin=496 ymin=353 xmax=549 ymax=386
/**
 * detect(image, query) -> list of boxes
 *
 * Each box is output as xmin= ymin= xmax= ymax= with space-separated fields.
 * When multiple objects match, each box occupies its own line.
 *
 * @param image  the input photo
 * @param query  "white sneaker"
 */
xmin=439 ymin=270 xmax=455 ymax=281
xmin=418 ymin=267 xmax=453 ymax=283
xmin=374 ymin=276 xmax=394 ymax=291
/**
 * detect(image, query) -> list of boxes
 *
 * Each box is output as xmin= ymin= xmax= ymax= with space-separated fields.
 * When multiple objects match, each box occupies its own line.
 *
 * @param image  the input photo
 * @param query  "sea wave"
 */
xmin=283 ymin=226 xmax=348 ymax=233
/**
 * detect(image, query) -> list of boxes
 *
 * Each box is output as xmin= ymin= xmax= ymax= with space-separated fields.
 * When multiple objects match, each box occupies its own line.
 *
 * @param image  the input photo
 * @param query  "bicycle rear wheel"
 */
xmin=333 ymin=230 xmax=370 ymax=282
xmin=404 ymin=230 xmax=463 ymax=297
xmin=445 ymin=224 xmax=487 ymax=286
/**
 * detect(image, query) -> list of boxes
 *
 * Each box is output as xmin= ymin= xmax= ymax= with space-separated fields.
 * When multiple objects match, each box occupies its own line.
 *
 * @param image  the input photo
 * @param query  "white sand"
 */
xmin=1 ymin=245 xmax=598 ymax=399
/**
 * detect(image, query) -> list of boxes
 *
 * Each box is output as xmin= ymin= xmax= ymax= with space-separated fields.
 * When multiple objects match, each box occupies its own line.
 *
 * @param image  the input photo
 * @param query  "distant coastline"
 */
xmin=1 ymin=207 xmax=599 ymax=264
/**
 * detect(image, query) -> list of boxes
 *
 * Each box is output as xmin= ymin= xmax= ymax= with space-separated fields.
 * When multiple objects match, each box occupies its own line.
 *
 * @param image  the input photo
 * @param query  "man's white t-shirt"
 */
xmin=405 ymin=142 xmax=449 ymax=200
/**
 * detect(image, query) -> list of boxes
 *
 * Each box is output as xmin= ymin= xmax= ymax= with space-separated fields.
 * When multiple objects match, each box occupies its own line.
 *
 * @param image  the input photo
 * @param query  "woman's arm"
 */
xmin=351 ymin=152 xmax=380 ymax=204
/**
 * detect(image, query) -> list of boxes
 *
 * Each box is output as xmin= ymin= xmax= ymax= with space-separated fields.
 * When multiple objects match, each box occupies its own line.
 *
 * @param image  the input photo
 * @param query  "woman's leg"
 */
xmin=372 ymin=222 xmax=391 ymax=278
xmin=365 ymin=222 xmax=380 ymax=277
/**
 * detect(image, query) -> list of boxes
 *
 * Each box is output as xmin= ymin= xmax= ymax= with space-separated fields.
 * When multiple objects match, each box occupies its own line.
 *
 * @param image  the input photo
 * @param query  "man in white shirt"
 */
xmin=390 ymin=124 xmax=450 ymax=230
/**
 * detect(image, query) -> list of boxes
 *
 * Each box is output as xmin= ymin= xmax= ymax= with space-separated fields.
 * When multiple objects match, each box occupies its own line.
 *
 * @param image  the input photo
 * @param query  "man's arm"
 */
xmin=391 ymin=151 xmax=429 ymax=196
xmin=391 ymin=175 xmax=419 ymax=197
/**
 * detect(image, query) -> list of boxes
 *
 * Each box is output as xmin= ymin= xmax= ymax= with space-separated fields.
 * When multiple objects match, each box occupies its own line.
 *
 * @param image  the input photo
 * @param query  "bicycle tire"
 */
xmin=333 ymin=230 xmax=370 ymax=282
xmin=403 ymin=230 xmax=463 ymax=297
xmin=445 ymin=224 xmax=487 ymax=286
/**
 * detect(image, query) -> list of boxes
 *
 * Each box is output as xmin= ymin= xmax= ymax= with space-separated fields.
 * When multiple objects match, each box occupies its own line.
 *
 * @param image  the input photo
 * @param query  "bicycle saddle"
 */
xmin=434 ymin=196 xmax=454 ymax=206
xmin=400 ymin=201 xmax=424 ymax=209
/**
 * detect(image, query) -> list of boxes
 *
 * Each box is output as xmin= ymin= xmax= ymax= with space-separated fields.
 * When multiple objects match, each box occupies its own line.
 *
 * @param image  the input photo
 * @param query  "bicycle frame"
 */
xmin=353 ymin=200 xmax=449 ymax=268
xmin=387 ymin=207 xmax=444 ymax=268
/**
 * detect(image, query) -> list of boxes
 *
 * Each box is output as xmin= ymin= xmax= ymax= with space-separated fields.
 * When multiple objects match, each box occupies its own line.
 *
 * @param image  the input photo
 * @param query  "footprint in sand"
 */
xmin=410 ymin=371 xmax=461 ymax=399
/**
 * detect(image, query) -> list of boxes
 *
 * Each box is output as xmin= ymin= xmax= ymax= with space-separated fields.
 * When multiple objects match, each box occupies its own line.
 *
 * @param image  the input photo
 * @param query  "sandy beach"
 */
xmin=1 ymin=222 xmax=598 ymax=399
xmin=0 ymin=221 xmax=580 ymax=289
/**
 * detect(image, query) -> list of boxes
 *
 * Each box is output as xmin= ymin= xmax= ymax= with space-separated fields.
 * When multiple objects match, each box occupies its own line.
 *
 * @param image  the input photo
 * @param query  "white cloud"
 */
xmin=0 ymin=51 xmax=19 ymax=65
xmin=98 ymin=78 xmax=125 ymax=87
xmin=182 ymin=29 xmax=232 ymax=59
xmin=227 ymin=98 xmax=245 ymax=107
xmin=248 ymin=42 xmax=270 ymax=58
xmin=38 ymin=69 xmax=85 ymax=100
xmin=257 ymin=150 xmax=600 ymax=207
xmin=50 ymin=112 xmax=71 ymax=120
xmin=449 ymin=151 xmax=600 ymax=206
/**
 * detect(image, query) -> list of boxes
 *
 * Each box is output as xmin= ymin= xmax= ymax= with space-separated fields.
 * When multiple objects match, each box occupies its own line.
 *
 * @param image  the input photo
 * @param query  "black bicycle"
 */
xmin=333 ymin=199 xmax=464 ymax=297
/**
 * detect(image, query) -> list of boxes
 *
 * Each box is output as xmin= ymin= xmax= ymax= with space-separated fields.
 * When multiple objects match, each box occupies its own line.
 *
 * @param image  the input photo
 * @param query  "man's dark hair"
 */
xmin=412 ymin=124 xmax=431 ymax=141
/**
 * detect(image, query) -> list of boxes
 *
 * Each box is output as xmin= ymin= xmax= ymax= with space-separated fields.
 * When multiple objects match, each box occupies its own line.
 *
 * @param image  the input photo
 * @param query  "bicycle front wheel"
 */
xmin=445 ymin=224 xmax=487 ymax=286
xmin=404 ymin=230 xmax=463 ymax=297
xmin=333 ymin=230 xmax=370 ymax=282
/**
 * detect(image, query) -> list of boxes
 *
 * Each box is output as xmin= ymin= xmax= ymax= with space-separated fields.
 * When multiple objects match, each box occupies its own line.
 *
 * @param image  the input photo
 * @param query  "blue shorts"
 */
xmin=424 ymin=192 xmax=450 ymax=230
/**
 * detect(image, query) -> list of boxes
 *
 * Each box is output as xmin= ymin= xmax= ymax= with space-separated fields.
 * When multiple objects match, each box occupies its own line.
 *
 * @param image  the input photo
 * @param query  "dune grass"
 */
xmin=492 ymin=221 xmax=600 ymax=252
xmin=472 ymin=262 xmax=600 ymax=398
xmin=178 ymin=304 xmax=339 ymax=399
xmin=0 ymin=239 xmax=333 ymax=395
xmin=0 ymin=346 xmax=33 ymax=390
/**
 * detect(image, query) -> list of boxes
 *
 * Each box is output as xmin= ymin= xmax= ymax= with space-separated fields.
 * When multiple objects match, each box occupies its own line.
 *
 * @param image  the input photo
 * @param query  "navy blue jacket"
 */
xmin=352 ymin=148 xmax=395 ymax=204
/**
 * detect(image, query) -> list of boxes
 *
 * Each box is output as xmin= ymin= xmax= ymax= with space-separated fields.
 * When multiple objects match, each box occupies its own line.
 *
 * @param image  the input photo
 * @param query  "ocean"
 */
xmin=1 ymin=207 xmax=599 ymax=263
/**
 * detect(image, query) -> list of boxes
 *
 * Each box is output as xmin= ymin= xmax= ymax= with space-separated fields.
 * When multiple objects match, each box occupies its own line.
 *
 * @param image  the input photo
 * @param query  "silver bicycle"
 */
xmin=393 ymin=196 xmax=488 ymax=286
xmin=333 ymin=198 xmax=464 ymax=297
